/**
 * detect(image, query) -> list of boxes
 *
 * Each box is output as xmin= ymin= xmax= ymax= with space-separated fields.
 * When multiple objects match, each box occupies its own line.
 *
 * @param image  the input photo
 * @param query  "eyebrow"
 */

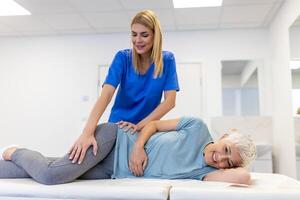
xmin=131 ymin=31 xmax=149 ymax=34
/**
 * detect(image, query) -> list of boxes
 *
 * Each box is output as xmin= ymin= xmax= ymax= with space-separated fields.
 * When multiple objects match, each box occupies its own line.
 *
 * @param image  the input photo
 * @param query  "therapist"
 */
xmin=69 ymin=10 xmax=180 ymax=164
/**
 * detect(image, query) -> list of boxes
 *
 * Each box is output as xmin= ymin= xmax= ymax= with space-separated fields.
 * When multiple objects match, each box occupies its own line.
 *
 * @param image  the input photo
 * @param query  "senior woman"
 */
xmin=0 ymin=117 xmax=256 ymax=185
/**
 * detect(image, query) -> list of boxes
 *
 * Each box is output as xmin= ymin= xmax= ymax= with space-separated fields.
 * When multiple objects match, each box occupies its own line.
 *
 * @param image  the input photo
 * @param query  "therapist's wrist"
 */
xmin=82 ymin=126 xmax=96 ymax=136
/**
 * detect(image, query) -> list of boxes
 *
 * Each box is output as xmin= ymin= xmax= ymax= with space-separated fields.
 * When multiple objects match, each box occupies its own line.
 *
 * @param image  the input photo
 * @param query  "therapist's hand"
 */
xmin=117 ymin=121 xmax=140 ymax=134
xmin=68 ymin=133 xmax=98 ymax=164
xmin=129 ymin=144 xmax=148 ymax=176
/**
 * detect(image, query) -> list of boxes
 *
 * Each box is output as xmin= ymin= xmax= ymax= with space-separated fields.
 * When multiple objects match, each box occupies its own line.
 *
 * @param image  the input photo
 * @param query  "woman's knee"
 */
xmin=94 ymin=123 xmax=117 ymax=145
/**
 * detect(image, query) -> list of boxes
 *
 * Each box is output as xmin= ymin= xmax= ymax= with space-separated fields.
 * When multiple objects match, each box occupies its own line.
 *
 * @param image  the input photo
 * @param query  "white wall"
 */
xmin=295 ymin=117 xmax=300 ymax=143
xmin=290 ymin=27 xmax=300 ymax=58
xmin=0 ymin=34 xmax=130 ymax=156
xmin=164 ymin=30 xmax=270 ymax=122
xmin=268 ymin=0 xmax=300 ymax=178
xmin=0 ymin=29 xmax=269 ymax=156
xmin=293 ymin=74 xmax=300 ymax=88
xmin=222 ymin=74 xmax=258 ymax=88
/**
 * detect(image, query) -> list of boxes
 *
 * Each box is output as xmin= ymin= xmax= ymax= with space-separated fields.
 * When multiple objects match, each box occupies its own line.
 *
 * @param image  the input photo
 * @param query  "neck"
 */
xmin=140 ymin=51 xmax=151 ymax=62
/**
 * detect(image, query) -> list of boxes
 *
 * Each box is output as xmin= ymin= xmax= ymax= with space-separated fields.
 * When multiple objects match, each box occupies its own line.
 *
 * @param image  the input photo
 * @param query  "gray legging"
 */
xmin=0 ymin=123 xmax=117 ymax=185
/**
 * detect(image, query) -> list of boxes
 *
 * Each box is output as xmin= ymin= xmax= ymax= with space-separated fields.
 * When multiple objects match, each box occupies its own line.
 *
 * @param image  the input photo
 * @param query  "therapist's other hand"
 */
xmin=129 ymin=144 xmax=148 ymax=176
xmin=117 ymin=121 xmax=139 ymax=134
xmin=68 ymin=133 xmax=98 ymax=164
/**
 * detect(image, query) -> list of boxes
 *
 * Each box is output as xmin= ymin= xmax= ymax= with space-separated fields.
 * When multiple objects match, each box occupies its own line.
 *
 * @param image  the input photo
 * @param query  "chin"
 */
xmin=136 ymin=50 xmax=146 ymax=55
xmin=136 ymin=49 xmax=149 ymax=55
xmin=134 ymin=47 xmax=151 ymax=54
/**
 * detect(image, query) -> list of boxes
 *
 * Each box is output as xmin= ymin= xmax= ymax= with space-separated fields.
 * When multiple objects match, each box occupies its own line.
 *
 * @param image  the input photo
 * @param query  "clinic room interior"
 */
xmin=0 ymin=0 xmax=300 ymax=181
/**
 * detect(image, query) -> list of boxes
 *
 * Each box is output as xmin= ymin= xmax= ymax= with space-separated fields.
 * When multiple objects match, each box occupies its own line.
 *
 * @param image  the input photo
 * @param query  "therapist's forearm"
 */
xmin=83 ymin=85 xmax=115 ymax=135
xmin=149 ymin=99 xmax=175 ymax=119
xmin=137 ymin=97 xmax=175 ymax=128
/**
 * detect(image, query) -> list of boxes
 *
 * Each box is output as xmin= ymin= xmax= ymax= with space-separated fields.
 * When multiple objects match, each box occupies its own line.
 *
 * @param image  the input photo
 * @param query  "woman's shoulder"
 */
xmin=177 ymin=116 xmax=206 ymax=130
xmin=113 ymin=49 xmax=131 ymax=57
xmin=162 ymin=50 xmax=175 ymax=61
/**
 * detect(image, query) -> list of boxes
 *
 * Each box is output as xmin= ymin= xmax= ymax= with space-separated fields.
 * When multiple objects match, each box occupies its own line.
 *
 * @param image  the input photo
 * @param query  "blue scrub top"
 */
xmin=112 ymin=117 xmax=217 ymax=180
xmin=104 ymin=49 xmax=180 ymax=124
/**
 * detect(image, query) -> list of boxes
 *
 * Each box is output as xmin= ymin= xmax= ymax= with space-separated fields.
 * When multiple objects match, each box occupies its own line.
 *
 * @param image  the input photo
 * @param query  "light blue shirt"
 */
xmin=112 ymin=117 xmax=217 ymax=180
xmin=104 ymin=49 xmax=179 ymax=124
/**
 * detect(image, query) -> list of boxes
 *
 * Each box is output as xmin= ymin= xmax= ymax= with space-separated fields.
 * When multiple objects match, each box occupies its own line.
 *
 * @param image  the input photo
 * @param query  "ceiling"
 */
xmin=0 ymin=0 xmax=283 ymax=37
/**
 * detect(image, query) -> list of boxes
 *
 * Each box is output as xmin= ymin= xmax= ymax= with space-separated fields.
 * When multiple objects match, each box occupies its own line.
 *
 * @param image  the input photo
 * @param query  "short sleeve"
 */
xmin=175 ymin=116 xmax=213 ymax=143
xmin=103 ymin=51 xmax=125 ymax=88
xmin=163 ymin=53 xmax=180 ymax=91
xmin=176 ymin=116 xmax=205 ymax=131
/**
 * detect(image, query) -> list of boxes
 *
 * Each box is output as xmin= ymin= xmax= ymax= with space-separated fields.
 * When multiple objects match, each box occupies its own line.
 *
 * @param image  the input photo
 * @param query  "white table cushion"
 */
xmin=0 ymin=178 xmax=172 ymax=200
xmin=169 ymin=173 xmax=300 ymax=200
xmin=1 ymin=173 xmax=300 ymax=200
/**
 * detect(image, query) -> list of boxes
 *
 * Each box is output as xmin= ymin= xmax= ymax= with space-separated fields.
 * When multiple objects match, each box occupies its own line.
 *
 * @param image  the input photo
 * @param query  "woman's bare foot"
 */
xmin=2 ymin=147 xmax=18 ymax=161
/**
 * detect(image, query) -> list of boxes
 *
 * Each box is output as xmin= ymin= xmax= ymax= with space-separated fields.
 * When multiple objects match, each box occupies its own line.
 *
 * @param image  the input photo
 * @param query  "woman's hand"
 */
xmin=129 ymin=144 xmax=148 ymax=176
xmin=68 ymin=133 xmax=98 ymax=164
xmin=117 ymin=121 xmax=140 ymax=134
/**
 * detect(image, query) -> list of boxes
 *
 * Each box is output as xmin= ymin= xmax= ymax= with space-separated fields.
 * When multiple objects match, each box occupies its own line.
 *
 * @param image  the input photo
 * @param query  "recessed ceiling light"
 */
xmin=173 ymin=0 xmax=223 ymax=8
xmin=0 ymin=0 xmax=31 ymax=16
xmin=290 ymin=59 xmax=300 ymax=70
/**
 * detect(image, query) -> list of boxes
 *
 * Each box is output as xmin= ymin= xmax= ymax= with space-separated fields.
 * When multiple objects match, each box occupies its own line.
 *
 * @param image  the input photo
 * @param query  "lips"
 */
xmin=135 ymin=45 xmax=145 ymax=50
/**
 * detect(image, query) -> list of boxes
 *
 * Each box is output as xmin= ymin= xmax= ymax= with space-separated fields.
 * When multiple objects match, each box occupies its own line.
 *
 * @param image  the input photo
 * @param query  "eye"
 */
xmin=227 ymin=160 xmax=233 ymax=168
xmin=131 ymin=32 xmax=137 ymax=37
xmin=225 ymin=146 xmax=231 ymax=155
xmin=142 ymin=33 xmax=149 ymax=37
xmin=225 ymin=146 xmax=228 ymax=154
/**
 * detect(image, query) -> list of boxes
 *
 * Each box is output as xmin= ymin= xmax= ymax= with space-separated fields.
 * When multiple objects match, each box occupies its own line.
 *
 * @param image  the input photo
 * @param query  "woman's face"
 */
xmin=204 ymin=139 xmax=242 ymax=169
xmin=131 ymin=23 xmax=154 ymax=57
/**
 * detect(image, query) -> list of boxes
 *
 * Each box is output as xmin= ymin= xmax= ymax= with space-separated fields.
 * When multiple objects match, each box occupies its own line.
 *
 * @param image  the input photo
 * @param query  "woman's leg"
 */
xmin=79 ymin=147 xmax=115 ymax=179
xmin=8 ymin=123 xmax=117 ymax=185
xmin=0 ymin=148 xmax=115 ymax=180
xmin=0 ymin=160 xmax=30 ymax=178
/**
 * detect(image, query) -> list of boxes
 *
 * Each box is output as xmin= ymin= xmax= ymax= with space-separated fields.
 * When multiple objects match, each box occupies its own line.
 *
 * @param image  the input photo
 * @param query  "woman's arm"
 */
xmin=135 ymin=118 xmax=179 ymax=148
xmin=129 ymin=118 xmax=179 ymax=176
xmin=203 ymin=167 xmax=251 ymax=185
xmin=69 ymin=84 xmax=116 ymax=164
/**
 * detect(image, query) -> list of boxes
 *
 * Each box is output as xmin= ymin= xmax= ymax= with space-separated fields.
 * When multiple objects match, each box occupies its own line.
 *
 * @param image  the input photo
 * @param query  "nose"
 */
xmin=136 ymin=35 xmax=142 ymax=43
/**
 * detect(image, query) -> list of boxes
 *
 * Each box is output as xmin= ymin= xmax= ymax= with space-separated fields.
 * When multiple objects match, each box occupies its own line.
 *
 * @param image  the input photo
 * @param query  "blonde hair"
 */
xmin=131 ymin=10 xmax=163 ymax=78
xmin=224 ymin=129 xmax=257 ymax=168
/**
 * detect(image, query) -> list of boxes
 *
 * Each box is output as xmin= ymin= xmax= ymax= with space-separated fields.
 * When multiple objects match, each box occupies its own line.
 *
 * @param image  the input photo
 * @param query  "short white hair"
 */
xmin=224 ymin=129 xmax=257 ymax=168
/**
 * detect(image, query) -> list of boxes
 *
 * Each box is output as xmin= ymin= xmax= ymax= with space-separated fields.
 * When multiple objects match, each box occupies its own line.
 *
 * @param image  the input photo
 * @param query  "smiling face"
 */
xmin=204 ymin=139 xmax=243 ymax=169
xmin=131 ymin=23 xmax=154 ymax=57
